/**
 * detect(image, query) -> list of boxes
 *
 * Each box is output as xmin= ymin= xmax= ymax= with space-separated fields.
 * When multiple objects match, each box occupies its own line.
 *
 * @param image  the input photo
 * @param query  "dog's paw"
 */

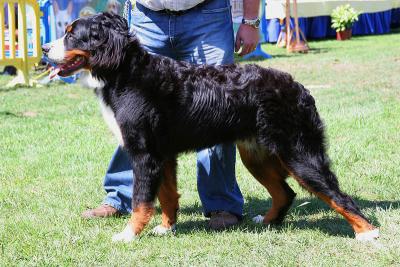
xmin=112 ymin=223 xmax=137 ymax=242
xmin=252 ymin=215 xmax=264 ymax=224
xmin=152 ymin=224 xmax=176 ymax=236
xmin=355 ymin=229 xmax=380 ymax=242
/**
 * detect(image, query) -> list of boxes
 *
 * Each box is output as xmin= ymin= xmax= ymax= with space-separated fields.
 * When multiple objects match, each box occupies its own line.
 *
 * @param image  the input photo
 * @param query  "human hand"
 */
xmin=235 ymin=24 xmax=260 ymax=56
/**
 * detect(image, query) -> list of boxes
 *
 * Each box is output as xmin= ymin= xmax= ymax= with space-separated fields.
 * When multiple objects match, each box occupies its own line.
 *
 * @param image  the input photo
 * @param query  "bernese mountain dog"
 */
xmin=43 ymin=12 xmax=379 ymax=242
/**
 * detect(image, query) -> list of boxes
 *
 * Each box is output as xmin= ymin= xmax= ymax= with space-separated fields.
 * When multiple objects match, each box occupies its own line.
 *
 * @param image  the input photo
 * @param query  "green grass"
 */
xmin=1 ymin=32 xmax=400 ymax=266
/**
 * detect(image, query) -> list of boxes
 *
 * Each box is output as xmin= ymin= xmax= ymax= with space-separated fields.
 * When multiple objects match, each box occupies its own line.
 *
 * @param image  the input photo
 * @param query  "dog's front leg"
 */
xmin=112 ymin=152 xmax=163 ymax=242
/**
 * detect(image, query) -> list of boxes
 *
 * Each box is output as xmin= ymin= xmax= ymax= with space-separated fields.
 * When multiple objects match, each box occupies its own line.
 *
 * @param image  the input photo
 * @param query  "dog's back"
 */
xmin=156 ymin=62 xmax=322 ymax=157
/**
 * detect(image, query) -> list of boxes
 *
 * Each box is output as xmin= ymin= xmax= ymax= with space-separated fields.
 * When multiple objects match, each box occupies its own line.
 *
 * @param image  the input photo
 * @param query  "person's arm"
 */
xmin=235 ymin=0 xmax=260 ymax=56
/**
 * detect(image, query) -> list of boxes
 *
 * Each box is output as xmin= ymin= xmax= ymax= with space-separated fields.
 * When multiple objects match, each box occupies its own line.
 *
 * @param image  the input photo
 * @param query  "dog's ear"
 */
xmin=89 ymin=13 xmax=130 ymax=70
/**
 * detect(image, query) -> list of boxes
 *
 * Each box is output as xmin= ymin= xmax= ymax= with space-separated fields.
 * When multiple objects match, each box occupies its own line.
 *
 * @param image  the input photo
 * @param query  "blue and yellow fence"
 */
xmin=0 ymin=0 xmax=42 ymax=87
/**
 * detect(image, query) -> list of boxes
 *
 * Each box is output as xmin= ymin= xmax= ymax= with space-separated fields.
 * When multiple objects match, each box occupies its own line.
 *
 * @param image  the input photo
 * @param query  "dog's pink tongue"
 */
xmin=49 ymin=67 xmax=60 ymax=80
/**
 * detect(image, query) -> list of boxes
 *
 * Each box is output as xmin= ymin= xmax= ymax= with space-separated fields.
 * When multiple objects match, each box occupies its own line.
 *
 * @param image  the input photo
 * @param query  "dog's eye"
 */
xmin=66 ymin=33 xmax=75 ymax=40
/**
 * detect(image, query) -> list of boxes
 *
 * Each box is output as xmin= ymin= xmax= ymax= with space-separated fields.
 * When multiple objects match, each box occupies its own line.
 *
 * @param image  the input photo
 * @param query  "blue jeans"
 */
xmin=103 ymin=0 xmax=244 ymax=218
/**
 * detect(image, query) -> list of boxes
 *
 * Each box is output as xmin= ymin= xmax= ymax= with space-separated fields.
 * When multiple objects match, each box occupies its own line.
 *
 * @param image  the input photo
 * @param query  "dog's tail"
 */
xmin=292 ymin=81 xmax=326 ymax=149
xmin=276 ymin=82 xmax=377 ymax=237
xmin=255 ymin=69 xmax=326 ymax=156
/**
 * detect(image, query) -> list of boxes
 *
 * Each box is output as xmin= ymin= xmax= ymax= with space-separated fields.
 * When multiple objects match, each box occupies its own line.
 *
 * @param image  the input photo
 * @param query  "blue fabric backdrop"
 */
xmin=264 ymin=8 xmax=400 ymax=43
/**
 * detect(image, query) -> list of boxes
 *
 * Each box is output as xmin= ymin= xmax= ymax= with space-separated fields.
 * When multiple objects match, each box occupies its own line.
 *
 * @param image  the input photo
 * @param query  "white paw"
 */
xmin=152 ymin=224 xmax=176 ymax=236
xmin=252 ymin=215 xmax=264 ymax=224
xmin=112 ymin=223 xmax=137 ymax=242
xmin=355 ymin=229 xmax=380 ymax=242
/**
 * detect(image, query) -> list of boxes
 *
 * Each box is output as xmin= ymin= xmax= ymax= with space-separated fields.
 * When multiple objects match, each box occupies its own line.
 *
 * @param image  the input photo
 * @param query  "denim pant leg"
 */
xmin=103 ymin=146 xmax=134 ymax=214
xmin=175 ymin=0 xmax=244 ymax=217
xmin=196 ymin=144 xmax=243 ymax=218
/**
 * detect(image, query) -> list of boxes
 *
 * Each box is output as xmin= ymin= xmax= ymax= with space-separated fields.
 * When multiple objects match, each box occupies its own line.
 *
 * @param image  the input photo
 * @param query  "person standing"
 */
xmin=82 ymin=0 xmax=260 ymax=230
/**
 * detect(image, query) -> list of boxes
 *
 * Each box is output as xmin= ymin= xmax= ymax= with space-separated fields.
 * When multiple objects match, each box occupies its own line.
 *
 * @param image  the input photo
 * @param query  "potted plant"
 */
xmin=331 ymin=4 xmax=359 ymax=41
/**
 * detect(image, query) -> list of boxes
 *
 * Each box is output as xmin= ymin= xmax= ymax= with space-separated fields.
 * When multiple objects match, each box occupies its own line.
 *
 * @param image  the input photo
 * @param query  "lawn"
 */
xmin=1 ymin=31 xmax=400 ymax=266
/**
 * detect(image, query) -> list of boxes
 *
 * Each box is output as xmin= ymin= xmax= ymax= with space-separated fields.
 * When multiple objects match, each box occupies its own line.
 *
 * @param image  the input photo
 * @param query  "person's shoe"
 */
xmin=81 ymin=204 xmax=121 ymax=219
xmin=208 ymin=211 xmax=239 ymax=230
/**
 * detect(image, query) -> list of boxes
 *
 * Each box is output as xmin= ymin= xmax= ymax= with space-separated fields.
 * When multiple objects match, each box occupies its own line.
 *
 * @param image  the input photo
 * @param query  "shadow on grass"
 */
xmin=235 ymin=53 xmax=299 ymax=63
xmin=0 ymin=111 xmax=22 ymax=117
xmin=175 ymin=197 xmax=399 ymax=237
xmin=234 ymin=47 xmax=331 ymax=63
xmin=0 ymin=87 xmax=20 ymax=93
xmin=308 ymin=47 xmax=330 ymax=54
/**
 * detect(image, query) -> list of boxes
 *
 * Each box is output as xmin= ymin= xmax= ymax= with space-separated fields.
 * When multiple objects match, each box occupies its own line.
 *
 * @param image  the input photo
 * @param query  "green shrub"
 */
xmin=331 ymin=4 xmax=359 ymax=32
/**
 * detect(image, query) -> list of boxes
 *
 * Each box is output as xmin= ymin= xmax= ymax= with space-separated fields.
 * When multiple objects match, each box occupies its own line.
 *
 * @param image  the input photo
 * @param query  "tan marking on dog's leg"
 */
xmin=262 ymin=173 xmax=292 ymax=224
xmin=238 ymin=144 xmax=294 ymax=225
xmin=155 ymin=159 xmax=180 ymax=234
xmin=112 ymin=202 xmax=154 ymax=242
xmin=130 ymin=202 xmax=155 ymax=235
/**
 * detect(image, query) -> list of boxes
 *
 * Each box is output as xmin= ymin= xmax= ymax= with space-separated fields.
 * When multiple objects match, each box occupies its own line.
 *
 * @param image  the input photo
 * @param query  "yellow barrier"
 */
xmin=0 ymin=0 xmax=42 ymax=87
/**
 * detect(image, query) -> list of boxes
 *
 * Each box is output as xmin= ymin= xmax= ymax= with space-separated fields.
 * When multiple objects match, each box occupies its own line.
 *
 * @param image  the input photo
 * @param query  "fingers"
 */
xmin=239 ymin=43 xmax=257 ymax=56
xmin=235 ymin=35 xmax=241 ymax=53
xmin=235 ymin=35 xmax=257 ymax=56
xmin=239 ymin=44 xmax=249 ymax=56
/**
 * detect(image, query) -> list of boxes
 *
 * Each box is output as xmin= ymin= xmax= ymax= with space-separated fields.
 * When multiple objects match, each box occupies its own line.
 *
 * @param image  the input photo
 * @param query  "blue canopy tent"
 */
xmin=263 ymin=1 xmax=400 ymax=43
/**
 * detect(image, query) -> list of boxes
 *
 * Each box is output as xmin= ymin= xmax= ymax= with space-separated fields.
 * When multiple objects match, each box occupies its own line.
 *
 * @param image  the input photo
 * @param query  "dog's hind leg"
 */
xmin=153 ymin=158 xmax=180 ymax=235
xmin=238 ymin=142 xmax=296 ymax=225
xmin=280 ymin=149 xmax=378 ymax=241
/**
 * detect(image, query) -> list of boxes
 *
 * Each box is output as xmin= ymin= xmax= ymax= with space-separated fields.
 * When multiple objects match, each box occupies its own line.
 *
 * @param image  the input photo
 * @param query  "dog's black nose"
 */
xmin=42 ymin=44 xmax=50 ymax=55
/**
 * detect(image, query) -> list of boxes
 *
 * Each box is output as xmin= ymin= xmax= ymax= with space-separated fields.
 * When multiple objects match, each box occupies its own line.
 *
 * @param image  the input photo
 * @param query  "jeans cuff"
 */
xmin=205 ymin=210 xmax=243 ymax=221
xmin=204 ymin=206 xmax=243 ymax=220
xmin=102 ymin=198 xmax=130 ymax=214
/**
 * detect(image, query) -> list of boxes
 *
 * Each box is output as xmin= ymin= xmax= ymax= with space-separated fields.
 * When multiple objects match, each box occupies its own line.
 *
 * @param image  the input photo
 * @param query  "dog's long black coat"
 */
xmin=100 ymin=41 xmax=320 ymax=204
xmin=56 ymin=13 xmax=375 ymax=235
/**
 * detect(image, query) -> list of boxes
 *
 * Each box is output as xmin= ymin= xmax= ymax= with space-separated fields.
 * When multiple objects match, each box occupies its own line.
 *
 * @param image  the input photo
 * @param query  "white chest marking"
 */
xmin=79 ymin=71 xmax=104 ymax=89
xmin=78 ymin=72 xmax=124 ymax=146
xmin=98 ymin=97 xmax=124 ymax=146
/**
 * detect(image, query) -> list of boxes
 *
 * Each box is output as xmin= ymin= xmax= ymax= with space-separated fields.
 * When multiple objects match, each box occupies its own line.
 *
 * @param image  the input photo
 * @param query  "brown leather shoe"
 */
xmin=208 ymin=211 xmax=239 ymax=230
xmin=81 ymin=204 xmax=121 ymax=219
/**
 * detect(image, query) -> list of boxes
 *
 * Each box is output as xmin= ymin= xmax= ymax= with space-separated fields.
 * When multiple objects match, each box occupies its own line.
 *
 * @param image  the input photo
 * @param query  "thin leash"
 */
xmin=123 ymin=0 xmax=135 ymax=25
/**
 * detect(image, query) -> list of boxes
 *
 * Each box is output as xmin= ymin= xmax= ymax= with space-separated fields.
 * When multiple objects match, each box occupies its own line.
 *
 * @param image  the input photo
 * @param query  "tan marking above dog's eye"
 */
xmin=65 ymin=25 xmax=73 ymax=33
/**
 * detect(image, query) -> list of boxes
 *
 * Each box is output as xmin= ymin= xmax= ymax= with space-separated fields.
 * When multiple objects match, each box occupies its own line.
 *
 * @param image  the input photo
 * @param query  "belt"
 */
xmin=158 ymin=9 xmax=186 ymax=16
xmin=157 ymin=0 xmax=211 ymax=16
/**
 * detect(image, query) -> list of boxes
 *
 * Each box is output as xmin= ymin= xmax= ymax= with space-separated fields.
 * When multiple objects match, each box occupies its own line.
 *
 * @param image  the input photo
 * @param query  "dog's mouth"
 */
xmin=50 ymin=54 xmax=88 ymax=79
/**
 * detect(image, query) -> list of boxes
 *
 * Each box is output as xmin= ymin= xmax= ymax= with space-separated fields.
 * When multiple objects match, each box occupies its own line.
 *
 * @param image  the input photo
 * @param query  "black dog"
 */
xmin=43 ymin=12 xmax=378 ymax=242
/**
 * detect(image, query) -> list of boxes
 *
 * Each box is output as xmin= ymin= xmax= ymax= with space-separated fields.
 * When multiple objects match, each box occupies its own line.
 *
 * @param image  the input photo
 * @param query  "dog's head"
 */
xmin=43 ymin=12 xmax=133 ymax=78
